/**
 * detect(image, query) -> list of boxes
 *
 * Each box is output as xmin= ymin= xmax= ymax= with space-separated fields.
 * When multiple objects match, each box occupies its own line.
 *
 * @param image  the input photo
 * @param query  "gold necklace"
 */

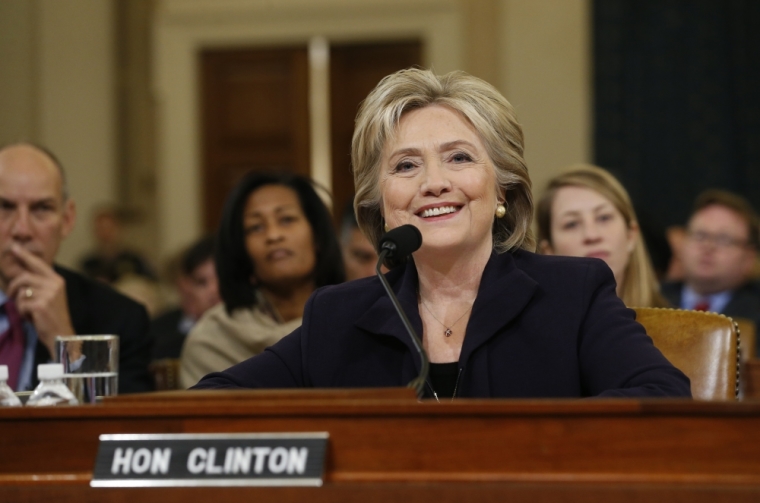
xmin=419 ymin=298 xmax=472 ymax=337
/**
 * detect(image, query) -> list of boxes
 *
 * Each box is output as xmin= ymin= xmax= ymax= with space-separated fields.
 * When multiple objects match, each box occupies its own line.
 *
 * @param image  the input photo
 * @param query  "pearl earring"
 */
xmin=384 ymin=222 xmax=390 ymax=232
xmin=495 ymin=204 xmax=506 ymax=219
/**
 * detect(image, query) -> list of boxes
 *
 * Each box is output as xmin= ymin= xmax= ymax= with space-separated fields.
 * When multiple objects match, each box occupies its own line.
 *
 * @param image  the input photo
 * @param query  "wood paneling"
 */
xmin=2 ymin=392 xmax=760 ymax=501
xmin=201 ymin=47 xmax=310 ymax=231
xmin=329 ymin=41 xmax=422 ymax=225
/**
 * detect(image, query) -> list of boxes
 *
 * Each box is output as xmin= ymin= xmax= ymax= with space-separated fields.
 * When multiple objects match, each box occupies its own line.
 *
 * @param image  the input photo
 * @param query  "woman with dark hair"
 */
xmin=179 ymin=171 xmax=344 ymax=387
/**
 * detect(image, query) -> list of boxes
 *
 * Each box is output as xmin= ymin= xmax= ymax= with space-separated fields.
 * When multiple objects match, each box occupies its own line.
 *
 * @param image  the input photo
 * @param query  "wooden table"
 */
xmin=2 ymin=389 xmax=760 ymax=502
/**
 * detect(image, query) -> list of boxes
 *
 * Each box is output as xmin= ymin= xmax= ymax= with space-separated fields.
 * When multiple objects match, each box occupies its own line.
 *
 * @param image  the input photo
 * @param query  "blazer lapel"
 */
xmin=459 ymin=251 xmax=539 ymax=364
xmin=355 ymin=263 xmax=424 ymax=378
xmin=353 ymin=252 xmax=540 ymax=392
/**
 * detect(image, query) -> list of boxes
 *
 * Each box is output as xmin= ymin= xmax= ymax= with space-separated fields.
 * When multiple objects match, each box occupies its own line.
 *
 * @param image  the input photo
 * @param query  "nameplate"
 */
xmin=90 ymin=433 xmax=329 ymax=487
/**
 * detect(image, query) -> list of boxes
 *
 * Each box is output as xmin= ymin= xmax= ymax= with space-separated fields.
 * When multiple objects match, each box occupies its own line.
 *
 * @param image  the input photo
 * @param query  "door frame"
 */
xmin=153 ymin=0 xmax=464 ymax=258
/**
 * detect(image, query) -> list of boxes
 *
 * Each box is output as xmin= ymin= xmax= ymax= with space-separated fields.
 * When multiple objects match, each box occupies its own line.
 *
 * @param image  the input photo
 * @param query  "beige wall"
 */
xmin=0 ymin=0 xmax=590 ymax=268
xmin=462 ymin=0 xmax=501 ymax=88
xmin=499 ymin=0 xmax=592 ymax=199
xmin=0 ymin=1 xmax=37 ymax=143
xmin=0 ymin=0 xmax=118 ymax=269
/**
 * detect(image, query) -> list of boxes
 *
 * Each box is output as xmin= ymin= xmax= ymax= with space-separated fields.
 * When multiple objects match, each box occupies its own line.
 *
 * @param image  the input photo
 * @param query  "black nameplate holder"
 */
xmin=91 ymin=433 xmax=329 ymax=487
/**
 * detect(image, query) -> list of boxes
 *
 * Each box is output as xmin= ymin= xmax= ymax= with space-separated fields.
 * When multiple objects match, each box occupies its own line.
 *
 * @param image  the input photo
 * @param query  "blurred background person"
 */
xmin=79 ymin=204 xmax=156 ymax=284
xmin=79 ymin=204 xmax=162 ymax=316
xmin=179 ymin=171 xmax=344 ymax=388
xmin=661 ymin=190 xmax=760 ymax=343
xmin=537 ymin=164 xmax=667 ymax=308
xmin=341 ymin=200 xmax=380 ymax=281
xmin=150 ymin=235 xmax=220 ymax=361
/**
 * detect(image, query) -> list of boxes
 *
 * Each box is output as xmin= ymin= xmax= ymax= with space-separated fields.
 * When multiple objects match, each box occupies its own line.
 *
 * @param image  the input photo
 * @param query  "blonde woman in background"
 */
xmin=537 ymin=164 xmax=668 ymax=308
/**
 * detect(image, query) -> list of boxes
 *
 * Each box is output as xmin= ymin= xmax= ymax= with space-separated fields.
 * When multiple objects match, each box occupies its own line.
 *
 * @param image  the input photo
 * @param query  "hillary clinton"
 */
xmin=194 ymin=68 xmax=691 ymax=400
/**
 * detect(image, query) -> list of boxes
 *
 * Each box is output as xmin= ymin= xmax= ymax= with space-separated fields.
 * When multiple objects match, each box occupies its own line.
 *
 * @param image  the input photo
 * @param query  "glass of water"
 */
xmin=55 ymin=335 xmax=119 ymax=404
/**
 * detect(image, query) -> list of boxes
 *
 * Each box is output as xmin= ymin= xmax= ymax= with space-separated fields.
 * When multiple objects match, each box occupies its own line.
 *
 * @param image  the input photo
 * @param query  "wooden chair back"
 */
xmin=148 ymin=358 xmax=182 ymax=391
xmin=634 ymin=308 xmax=739 ymax=400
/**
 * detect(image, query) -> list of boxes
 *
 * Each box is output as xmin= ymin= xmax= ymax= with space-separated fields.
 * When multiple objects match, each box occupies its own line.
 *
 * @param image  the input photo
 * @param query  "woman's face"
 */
xmin=542 ymin=186 xmax=638 ymax=286
xmin=379 ymin=105 xmax=499 ymax=258
xmin=242 ymin=184 xmax=317 ymax=289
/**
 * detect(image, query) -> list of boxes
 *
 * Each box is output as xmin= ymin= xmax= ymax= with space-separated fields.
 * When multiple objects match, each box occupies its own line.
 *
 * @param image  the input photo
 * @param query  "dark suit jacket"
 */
xmin=195 ymin=250 xmax=691 ymax=398
xmin=661 ymin=281 xmax=760 ymax=357
xmin=149 ymin=307 xmax=188 ymax=360
xmin=32 ymin=266 xmax=154 ymax=393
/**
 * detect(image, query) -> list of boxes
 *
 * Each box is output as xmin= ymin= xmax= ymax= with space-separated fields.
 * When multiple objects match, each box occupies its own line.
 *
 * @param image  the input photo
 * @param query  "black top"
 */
xmin=428 ymin=362 xmax=459 ymax=399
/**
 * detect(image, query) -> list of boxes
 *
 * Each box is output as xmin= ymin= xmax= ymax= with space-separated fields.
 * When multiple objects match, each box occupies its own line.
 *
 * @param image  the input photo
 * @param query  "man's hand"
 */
xmin=6 ymin=244 xmax=75 ymax=355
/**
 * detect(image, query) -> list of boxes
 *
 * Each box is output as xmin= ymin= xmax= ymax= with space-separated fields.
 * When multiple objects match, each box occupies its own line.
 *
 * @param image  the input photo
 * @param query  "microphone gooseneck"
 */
xmin=375 ymin=225 xmax=429 ymax=398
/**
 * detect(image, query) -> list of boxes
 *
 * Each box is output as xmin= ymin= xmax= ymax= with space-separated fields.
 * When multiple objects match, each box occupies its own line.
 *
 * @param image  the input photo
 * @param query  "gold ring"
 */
xmin=24 ymin=288 xmax=33 ymax=299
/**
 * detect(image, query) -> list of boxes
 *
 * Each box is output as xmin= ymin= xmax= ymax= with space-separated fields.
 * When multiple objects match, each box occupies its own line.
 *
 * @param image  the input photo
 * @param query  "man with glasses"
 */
xmin=662 ymin=190 xmax=760 ymax=355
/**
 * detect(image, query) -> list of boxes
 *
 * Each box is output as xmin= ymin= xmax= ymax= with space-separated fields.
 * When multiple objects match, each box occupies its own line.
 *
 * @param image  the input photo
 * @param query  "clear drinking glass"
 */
xmin=55 ymin=335 xmax=119 ymax=404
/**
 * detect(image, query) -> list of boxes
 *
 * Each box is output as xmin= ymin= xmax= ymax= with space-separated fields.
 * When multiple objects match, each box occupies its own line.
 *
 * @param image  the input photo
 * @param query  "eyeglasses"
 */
xmin=686 ymin=230 xmax=752 ymax=249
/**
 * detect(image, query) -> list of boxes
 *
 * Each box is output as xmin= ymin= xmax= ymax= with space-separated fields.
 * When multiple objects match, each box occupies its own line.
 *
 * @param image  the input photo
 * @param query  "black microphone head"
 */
xmin=379 ymin=225 xmax=422 ymax=258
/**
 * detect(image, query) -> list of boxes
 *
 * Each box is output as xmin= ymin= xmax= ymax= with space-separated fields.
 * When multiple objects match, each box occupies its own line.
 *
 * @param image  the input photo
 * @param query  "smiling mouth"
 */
xmin=419 ymin=206 xmax=460 ymax=218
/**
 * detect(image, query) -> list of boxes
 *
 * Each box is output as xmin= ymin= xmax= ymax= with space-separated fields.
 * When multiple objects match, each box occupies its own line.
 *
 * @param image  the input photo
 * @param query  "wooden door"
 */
xmin=200 ymin=41 xmax=421 ymax=232
xmin=200 ymin=47 xmax=310 ymax=231
xmin=329 ymin=41 xmax=422 ymax=226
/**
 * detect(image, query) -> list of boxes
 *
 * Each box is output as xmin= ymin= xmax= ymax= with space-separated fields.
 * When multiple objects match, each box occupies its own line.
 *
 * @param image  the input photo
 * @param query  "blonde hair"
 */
xmin=536 ymin=164 xmax=667 ymax=308
xmin=351 ymin=68 xmax=534 ymax=260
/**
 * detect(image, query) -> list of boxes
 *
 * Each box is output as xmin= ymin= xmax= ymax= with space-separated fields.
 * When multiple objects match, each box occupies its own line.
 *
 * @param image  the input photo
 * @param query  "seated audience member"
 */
xmin=661 ymin=190 xmax=760 ymax=343
xmin=341 ymin=200 xmax=380 ymax=281
xmin=0 ymin=143 xmax=153 ymax=392
xmin=180 ymin=171 xmax=345 ymax=388
xmin=80 ymin=204 xmax=161 ymax=315
xmin=193 ymin=69 xmax=690 ymax=398
xmin=79 ymin=204 xmax=156 ymax=283
xmin=537 ymin=164 xmax=667 ymax=307
xmin=150 ymin=236 xmax=220 ymax=360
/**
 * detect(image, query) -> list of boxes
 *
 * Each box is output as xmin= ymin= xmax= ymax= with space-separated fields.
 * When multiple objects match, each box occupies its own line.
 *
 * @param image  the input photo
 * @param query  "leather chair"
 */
xmin=634 ymin=307 xmax=740 ymax=401
xmin=732 ymin=318 xmax=757 ymax=399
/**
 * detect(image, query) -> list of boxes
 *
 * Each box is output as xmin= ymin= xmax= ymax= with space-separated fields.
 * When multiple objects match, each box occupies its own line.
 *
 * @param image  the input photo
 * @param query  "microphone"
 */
xmin=375 ymin=225 xmax=429 ymax=398
xmin=379 ymin=224 xmax=423 ymax=259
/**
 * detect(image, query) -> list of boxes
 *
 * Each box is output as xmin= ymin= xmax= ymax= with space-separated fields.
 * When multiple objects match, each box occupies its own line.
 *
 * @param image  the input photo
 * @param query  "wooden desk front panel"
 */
xmin=1 ymin=393 xmax=760 ymax=502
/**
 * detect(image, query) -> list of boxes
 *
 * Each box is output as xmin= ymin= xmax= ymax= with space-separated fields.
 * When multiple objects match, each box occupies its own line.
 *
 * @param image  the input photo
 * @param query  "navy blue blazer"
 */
xmin=194 ymin=250 xmax=691 ymax=398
